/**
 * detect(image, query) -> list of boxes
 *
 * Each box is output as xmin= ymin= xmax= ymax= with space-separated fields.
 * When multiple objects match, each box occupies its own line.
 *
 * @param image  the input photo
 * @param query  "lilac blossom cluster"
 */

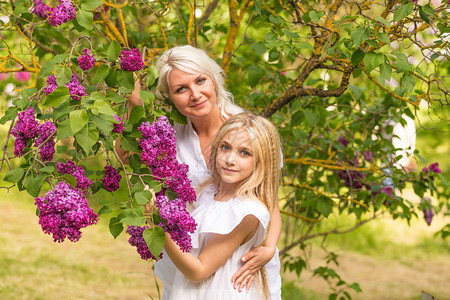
xmin=155 ymin=195 xmax=197 ymax=252
xmin=421 ymin=197 xmax=434 ymax=226
xmin=119 ymin=48 xmax=144 ymax=72
xmin=422 ymin=162 xmax=441 ymax=174
xmin=57 ymin=160 xmax=93 ymax=193
xmin=137 ymin=116 xmax=197 ymax=253
xmin=11 ymin=107 xmax=38 ymax=157
xmin=112 ymin=115 xmax=124 ymax=134
xmin=35 ymin=182 xmax=98 ymax=243
xmin=48 ymin=0 xmax=76 ymax=27
xmin=77 ymin=48 xmax=95 ymax=71
xmin=31 ymin=0 xmax=54 ymax=19
xmin=34 ymin=121 xmax=57 ymax=162
xmin=126 ymin=225 xmax=163 ymax=260
xmin=101 ymin=165 xmax=122 ymax=192
xmin=44 ymin=74 xmax=86 ymax=100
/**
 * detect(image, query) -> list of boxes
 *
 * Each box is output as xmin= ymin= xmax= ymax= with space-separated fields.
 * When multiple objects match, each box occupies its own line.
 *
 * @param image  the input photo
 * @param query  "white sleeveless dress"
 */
xmin=169 ymin=185 xmax=271 ymax=299
xmin=155 ymin=117 xmax=282 ymax=300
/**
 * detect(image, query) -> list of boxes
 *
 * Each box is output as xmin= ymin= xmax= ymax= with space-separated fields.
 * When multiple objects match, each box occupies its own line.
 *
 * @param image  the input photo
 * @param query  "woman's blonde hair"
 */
xmin=202 ymin=112 xmax=282 ymax=299
xmin=155 ymin=45 xmax=241 ymax=118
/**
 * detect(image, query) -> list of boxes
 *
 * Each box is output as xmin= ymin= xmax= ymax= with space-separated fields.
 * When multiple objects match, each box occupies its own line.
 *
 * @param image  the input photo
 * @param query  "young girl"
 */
xmin=150 ymin=112 xmax=281 ymax=299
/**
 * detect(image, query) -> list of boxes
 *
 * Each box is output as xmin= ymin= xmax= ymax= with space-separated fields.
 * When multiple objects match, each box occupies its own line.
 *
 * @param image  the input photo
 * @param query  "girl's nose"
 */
xmin=225 ymin=152 xmax=236 ymax=165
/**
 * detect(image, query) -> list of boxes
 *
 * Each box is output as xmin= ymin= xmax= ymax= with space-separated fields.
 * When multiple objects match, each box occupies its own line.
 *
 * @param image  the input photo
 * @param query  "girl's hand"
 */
xmin=142 ymin=185 xmax=157 ymax=224
xmin=231 ymin=244 xmax=275 ymax=292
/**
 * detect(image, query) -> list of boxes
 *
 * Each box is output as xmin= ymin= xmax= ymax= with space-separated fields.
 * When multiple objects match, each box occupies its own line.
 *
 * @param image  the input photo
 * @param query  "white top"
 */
xmin=170 ymin=185 xmax=270 ymax=300
xmin=155 ymin=110 xmax=282 ymax=300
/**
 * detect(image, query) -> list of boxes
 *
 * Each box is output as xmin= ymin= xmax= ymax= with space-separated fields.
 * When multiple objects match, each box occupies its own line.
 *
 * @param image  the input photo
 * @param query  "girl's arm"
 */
xmin=114 ymin=80 xmax=142 ymax=163
xmin=164 ymin=215 xmax=259 ymax=283
xmin=231 ymin=197 xmax=281 ymax=291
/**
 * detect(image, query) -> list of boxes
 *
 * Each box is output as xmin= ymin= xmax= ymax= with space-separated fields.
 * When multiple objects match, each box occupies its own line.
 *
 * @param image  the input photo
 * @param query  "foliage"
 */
xmin=0 ymin=0 xmax=449 ymax=298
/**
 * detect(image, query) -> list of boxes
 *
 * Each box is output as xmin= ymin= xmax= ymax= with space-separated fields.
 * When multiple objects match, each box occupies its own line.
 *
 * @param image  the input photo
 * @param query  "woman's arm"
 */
xmin=231 ymin=197 xmax=281 ymax=291
xmin=164 ymin=215 xmax=259 ymax=283
xmin=114 ymin=80 xmax=143 ymax=163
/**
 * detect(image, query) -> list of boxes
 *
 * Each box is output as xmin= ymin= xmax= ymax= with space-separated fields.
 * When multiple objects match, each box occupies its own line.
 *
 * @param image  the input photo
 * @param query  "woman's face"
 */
xmin=168 ymin=68 xmax=217 ymax=120
xmin=215 ymin=128 xmax=254 ymax=188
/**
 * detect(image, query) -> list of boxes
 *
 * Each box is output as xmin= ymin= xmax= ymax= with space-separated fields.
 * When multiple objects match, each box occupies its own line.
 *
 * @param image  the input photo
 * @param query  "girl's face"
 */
xmin=215 ymin=128 xmax=255 ymax=188
xmin=168 ymin=68 xmax=217 ymax=120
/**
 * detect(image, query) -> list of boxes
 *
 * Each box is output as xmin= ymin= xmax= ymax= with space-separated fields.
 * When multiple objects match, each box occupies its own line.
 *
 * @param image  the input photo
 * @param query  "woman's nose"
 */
xmin=190 ymin=87 xmax=202 ymax=100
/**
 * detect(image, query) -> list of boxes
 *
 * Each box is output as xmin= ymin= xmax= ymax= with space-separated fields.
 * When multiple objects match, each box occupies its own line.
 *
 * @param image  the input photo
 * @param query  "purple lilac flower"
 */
xmin=428 ymin=162 xmax=441 ymax=174
xmin=11 ymin=107 xmax=38 ymax=157
xmin=155 ymin=195 xmax=197 ymax=252
xmin=381 ymin=186 xmax=393 ymax=197
xmin=31 ymin=0 xmax=54 ymax=19
xmin=66 ymin=74 xmax=86 ymax=100
xmin=57 ymin=160 xmax=93 ymax=193
xmin=48 ymin=0 xmax=76 ymax=27
xmin=35 ymin=182 xmax=98 ymax=243
xmin=112 ymin=115 xmax=124 ymax=134
xmin=14 ymin=136 xmax=27 ymax=157
xmin=44 ymin=75 xmax=58 ymax=95
xmin=119 ymin=48 xmax=144 ymax=72
xmin=363 ymin=151 xmax=373 ymax=161
xmin=337 ymin=135 xmax=349 ymax=147
xmin=126 ymin=225 xmax=163 ymax=260
xmin=421 ymin=197 xmax=434 ymax=226
xmin=101 ymin=165 xmax=122 ymax=192
xmin=34 ymin=121 xmax=57 ymax=162
xmin=77 ymin=48 xmax=95 ymax=71
xmin=137 ymin=116 xmax=197 ymax=254
xmin=337 ymin=169 xmax=366 ymax=189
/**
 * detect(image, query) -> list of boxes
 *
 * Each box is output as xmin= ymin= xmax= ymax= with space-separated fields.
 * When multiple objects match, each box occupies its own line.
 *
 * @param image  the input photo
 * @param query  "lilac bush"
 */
xmin=112 ymin=115 xmax=124 ymax=134
xmin=34 ymin=121 xmax=57 ymax=162
xmin=48 ymin=0 xmax=76 ymax=27
xmin=77 ymin=48 xmax=95 ymax=71
xmin=44 ymin=74 xmax=86 ymax=100
xmin=126 ymin=225 xmax=163 ymax=260
xmin=101 ymin=165 xmax=122 ymax=192
xmin=57 ymin=160 xmax=93 ymax=193
xmin=119 ymin=48 xmax=144 ymax=72
xmin=11 ymin=107 xmax=38 ymax=157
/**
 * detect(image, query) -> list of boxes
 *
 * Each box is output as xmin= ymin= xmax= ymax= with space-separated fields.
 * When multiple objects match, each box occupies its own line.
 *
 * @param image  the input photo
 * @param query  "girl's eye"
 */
xmin=220 ymin=144 xmax=230 ymax=151
xmin=241 ymin=150 xmax=251 ymax=157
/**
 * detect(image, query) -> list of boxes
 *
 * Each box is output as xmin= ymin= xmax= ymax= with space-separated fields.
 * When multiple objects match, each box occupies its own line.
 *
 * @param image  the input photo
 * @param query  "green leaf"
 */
xmin=92 ymin=100 xmax=116 ymax=116
xmin=394 ymin=52 xmax=412 ymax=73
xmin=81 ymin=0 xmax=103 ymax=11
xmin=40 ymin=54 xmax=68 ymax=78
xmin=91 ymin=114 xmax=114 ymax=133
xmin=374 ymin=192 xmax=386 ymax=207
xmin=364 ymin=52 xmax=384 ymax=73
xmin=128 ymin=106 xmax=145 ymax=124
xmin=121 ymin=136 xmax=140 ymax=152
xmin=44 ymin=86 xmax=70 ymax=107
xmin=109 ymin=217 xmax=123 ymax=239
xmin=118 ymin=70 xmax=135 ymax=90
xmin=4 ymin=168 xmax=25 ymax=183
xmin=413 ymin=182 xmax=426 ymax=198
xmin=251 ymin=42 xmax=266 ymax=56
xmin=107 ymin=40 xmax=121 ymax=61
xmin=105 ymin=69 xmax=118 ymax=87
xmin=70 ymin=110 xmax=89 ymax=135
xmin=24 ymin=174 xmax=47 ymax=197
xmin=76 ymin=9 xmax=93 ymax=31
xmin=57 ymin=119 xmax=73 ymax=140
xmin=91 ymin=64 xmax=110 ymax=85
xmin=140 ymin=90 xmax=155 ymax=106
xmin=106 ymin=90 xmax=127 ymax=103
xmin=146 ymin=179 xmax=162 ymax=193
xmin=351 ymin=49 xmax=366 ymax=66
xmin=145 ymin=66 xmax=159 ymax=87
xmin=316 ymin=197 xmax=332 ymax=217
xmin=98 ymin=206 xmax=112 ymax=215
xmin=309 ymin=10 xmax=324 ymax=23
xmin=297 ymin=42 xmax=314 ymax=52
xmin=400 ymin=74 xmax=415 ymax=93
xmin=143 ymin=227 xmax=165 ymax=258
xmin=418 ymin=6 xmax=430 ymax=24
xmin=74 ymin=125 xmax=99 ymax=154
xmin=170 ymin=108 xmax=187 ymax=125
xmin=304 ymin=108 xmax=319 ymax=127
xmin=135 ymin=190 xmax=152 ymax=205
xmin=119 ymin=207 xmax=145 ymax=226
xmin=351 ymin=27 xmax=369 ymax=48
xmin=54 ymin=65 xmax=72 ymax=86
xmin=247 ymin=64 xmax=265 ymax=87
xmin=52 ymin=102 xmax=71 ymax=121
xmin=40 ymin=166 xmax=55 ymax=173
xmin=0 ymin=107 xmax=18 ymax=125
xmin=380 ymin=62 xmax=392 ymax=81
xmin=393 ymin=4 xmax=413 ymax=22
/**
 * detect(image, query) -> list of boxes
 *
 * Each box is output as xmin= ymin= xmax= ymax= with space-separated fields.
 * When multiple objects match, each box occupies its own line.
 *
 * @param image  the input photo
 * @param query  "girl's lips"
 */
xmin=223 ymin=168 xmax=238 ymax=172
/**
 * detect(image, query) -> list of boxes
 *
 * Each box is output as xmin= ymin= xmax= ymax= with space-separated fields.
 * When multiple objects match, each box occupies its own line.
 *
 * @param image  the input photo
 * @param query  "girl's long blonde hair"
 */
xmin=201 ymin=112 xmax=282 ymax=298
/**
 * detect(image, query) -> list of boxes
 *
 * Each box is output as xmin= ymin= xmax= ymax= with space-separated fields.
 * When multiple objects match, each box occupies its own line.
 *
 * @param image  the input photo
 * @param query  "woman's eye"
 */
xmin=176 ymin=87 xmax=186 ymax=93
xmin=197 ymin=77 xmax=206 ymax=84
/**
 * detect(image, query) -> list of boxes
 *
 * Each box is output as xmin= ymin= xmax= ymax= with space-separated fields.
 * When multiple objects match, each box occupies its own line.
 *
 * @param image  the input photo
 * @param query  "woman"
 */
xmin=116 ymin=45 xmax=282 ymax=299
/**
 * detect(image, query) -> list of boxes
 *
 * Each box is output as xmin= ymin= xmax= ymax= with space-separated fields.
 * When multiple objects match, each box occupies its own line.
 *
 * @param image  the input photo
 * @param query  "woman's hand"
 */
xmin=231 ymin=244 xmax=275 ymax=292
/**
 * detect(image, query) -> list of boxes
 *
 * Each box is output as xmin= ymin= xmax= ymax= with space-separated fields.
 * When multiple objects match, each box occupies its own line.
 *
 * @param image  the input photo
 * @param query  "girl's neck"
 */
xmin=190 ymin=105 xmax=223 ymax=138
xmin=215 ymin=182 xmax=238 ymax=202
